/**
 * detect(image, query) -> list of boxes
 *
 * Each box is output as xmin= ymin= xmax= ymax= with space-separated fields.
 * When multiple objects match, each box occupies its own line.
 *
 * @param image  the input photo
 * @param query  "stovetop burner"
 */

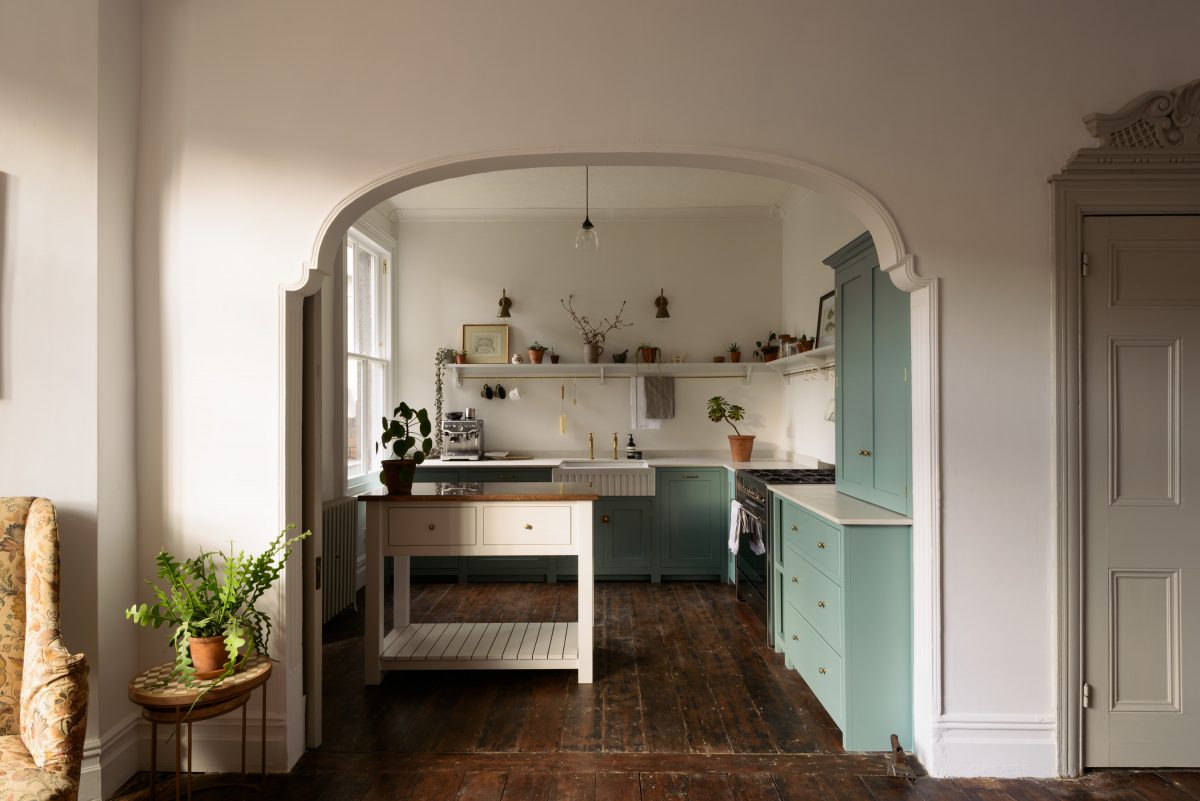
xmin=742 ymin=468 xmax=835 ymax=485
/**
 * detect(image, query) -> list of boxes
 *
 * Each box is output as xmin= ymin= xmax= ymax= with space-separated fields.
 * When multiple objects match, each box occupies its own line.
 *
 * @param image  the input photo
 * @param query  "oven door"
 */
xmin=734 ymin=496 xmax=771 ymax=644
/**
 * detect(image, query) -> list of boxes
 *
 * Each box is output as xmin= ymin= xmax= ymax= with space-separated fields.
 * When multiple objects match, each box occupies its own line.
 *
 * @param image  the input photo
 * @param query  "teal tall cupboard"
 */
xmin=824 ymin=233 xmax=912 ymax=517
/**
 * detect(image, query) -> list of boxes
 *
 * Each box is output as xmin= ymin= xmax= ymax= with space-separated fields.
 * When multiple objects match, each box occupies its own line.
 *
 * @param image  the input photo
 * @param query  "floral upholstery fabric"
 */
xmin=0 ymin=499 xmax=87 ymax=801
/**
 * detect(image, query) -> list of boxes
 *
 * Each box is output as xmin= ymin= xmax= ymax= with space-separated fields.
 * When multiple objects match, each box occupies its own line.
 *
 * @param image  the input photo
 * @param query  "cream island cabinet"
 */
xmin=359 ymin=483 xmax=598 ymax=685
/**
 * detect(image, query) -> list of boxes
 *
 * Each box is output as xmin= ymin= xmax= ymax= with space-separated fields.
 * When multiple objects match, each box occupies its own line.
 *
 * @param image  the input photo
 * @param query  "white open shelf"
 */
xmin=765 ymin=345 xmax=835 ymax=381
xmin=447 ymin=361 xmax=763 ymax=386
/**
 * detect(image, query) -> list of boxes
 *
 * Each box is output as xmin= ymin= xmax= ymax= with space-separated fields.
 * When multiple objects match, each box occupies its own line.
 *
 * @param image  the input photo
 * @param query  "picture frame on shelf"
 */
xmin=462 ymin=323 xmax=509 ymax=364
xmin=815 ymin=290 xmax=836 ymax=349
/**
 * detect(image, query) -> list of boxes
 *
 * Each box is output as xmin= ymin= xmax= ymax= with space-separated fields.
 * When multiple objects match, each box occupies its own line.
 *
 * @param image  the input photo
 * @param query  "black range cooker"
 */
xmin=734 ymin=468 xmax=835 ymax=645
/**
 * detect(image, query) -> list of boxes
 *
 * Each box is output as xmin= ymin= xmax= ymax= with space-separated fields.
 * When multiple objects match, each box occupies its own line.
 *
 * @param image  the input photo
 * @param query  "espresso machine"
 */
xmin=441 ymin=408 xmax=484 ymax=460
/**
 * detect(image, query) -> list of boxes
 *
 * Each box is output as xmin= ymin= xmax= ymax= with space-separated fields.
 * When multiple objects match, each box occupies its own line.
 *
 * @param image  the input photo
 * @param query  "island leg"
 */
xmin=576 ymin=503 xmax=594 ymax=684
xmin=394 ymin=555 xmax=410 ymax=628
xmin=365 ymin=504 xmax=382 ymax=685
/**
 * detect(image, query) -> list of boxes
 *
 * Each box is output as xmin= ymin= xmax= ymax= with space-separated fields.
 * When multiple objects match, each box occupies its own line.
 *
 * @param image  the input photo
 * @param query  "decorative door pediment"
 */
xmin=1064 ymin=79 xmax=1200 ymax=173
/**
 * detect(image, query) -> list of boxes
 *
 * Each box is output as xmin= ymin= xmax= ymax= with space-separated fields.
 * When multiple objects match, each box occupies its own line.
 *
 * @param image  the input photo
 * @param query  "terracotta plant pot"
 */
xmin=638 ymin=347 xmax=658 ymax=364
xmin=728 ymin=435 xmax=755 ymax=463
xmin=380 ymin=458 xmax=417 ymax=495
xmin=797 ymin=340 xmax=814 ymax=353
xmin=189 ymin=636 xmax=231 ymax=679
xmin=761 ymin=348 xmax=780 ymax=363
xmin=454 ymin=353 xmax=467 ymax=364
xmin=729 ymin=351 xmax=742 ymax=363
xmin=528 ymin=349 xmax=546 ymax=364
xmin=713 ymin=356 xmax=725 ymax=363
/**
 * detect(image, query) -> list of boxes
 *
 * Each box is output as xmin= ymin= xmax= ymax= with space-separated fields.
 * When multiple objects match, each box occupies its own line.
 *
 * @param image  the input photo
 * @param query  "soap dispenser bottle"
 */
xmin=626 ymin=434 xmax=637 ymax=460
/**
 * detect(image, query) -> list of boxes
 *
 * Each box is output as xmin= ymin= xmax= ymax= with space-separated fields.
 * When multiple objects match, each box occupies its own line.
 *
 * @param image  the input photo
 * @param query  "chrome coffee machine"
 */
xmin=441 ymin=409 xmax=484 ymax=461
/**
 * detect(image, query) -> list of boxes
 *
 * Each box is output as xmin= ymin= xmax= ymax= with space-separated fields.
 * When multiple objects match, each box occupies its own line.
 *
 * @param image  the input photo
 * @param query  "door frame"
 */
xmin=1051 ymin=79 xmax=1200 ymax=777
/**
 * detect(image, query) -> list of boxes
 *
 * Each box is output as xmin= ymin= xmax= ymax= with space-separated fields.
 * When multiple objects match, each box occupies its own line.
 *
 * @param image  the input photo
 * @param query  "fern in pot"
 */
xmin=126 ymin=526 xmax=311 ymax=685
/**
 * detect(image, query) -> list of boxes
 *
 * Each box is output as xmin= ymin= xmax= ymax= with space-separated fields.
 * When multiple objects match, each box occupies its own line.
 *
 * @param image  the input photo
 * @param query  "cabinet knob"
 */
xmin=792 ymin=634 xmax=799 ymax=641
xmin=818 ymin=667 xmax=827 ymax=675
xmin=790 ymin=524 xmax=798 ymax=532
xmin=817 ymin=600 xmax=827 ymax=609
xmin=600 ymin=515 xmax=611 ymax=524
xmin=791 ymin=576 xmax=798 ymax=583
xmin=523 ymin=523 xmax=533 ymax=530
xmin=427 ymin=524 xmax=436 ymax=531
xmin=858 ymin=449 xmax=872 ymax=457
xmin=816 ymin=541 xmax=826 ymax=549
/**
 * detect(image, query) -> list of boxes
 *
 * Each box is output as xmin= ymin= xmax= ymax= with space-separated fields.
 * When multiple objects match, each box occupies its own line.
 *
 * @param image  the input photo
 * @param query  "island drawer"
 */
xmin=483 ymin=505 xmax=572 ymax=545
xmin=779 ymin=501 xmax=842 ymax=583
xmin=387 ymin=507 xmax=477 ymax=546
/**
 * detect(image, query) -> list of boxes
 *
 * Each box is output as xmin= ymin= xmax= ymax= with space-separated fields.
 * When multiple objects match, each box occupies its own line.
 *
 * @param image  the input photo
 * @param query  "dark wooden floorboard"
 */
xmin=729 ymin=772 xmax=785 ymax=801
xmin=499 ymin=771 xmax=552 ymax=801
xmin=595 ymin=771 xmax=643 ymax=801
xmin=1162 ymin=772 xmax=1200 ymax=801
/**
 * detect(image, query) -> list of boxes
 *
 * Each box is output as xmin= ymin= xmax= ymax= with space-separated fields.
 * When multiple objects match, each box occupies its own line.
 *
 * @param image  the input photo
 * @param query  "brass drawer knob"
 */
xmin=791 ymin=576 xmax=798 ymax=583
xmin=816 ymin=541 xmax=826 ymax=549
xmin=427 ymin=524 xmax=436 ymax=531
xmin=817 ymin=601 xmax=827 ymax=609
xmin=523 ymin=523 xmax=533 ymax=530
xmin=858 ymin=449 xmax=872 ymax=457
xmin=600 ymin=515 xmax=610 ymax=524
xmin=818 ymin=667 xmax=827 ymax=675
xmin=792 ymin=634 xmax=799 ymax=641
xmin=790 ymin=524 xmax=798 ymax=532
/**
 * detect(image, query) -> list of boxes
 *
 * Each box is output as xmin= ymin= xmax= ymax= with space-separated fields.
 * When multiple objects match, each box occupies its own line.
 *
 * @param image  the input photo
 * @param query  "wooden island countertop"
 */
xmin=358 ymin=482 xmax=600 ymax=502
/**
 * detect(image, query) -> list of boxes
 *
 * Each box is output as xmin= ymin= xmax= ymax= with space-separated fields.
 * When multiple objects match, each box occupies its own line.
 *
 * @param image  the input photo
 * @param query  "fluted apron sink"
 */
xmin=552 ymin=460 xmax=654 ymax=496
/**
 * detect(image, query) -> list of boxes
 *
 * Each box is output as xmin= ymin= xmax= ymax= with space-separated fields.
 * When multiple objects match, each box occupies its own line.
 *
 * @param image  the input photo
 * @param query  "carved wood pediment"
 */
xmin=1062 ymin=79 xmax=1200 ymax=173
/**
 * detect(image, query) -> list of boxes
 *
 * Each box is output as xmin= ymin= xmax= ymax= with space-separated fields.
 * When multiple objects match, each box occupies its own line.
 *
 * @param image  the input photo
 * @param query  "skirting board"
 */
xmin=931 ymin=714 xmax=1057 ymax=778
xmin=135 ymin=713 xmax=290 ymax=775
xmin=80 ymin=712 xmax=140 ymax=801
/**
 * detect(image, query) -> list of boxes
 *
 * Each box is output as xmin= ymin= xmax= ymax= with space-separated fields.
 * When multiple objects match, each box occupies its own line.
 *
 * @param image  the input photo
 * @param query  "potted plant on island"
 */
xmin=754 ymin=332 xmax=780 ymax=362
xmin=708 ymin=395 xmax=755 ymax=462
xmin=527 ymin=342 xmax=548 ymax=364
xmin=377 ymin=402 xmax=434 ymax=494
xmin=728 ymin=343 xmax=742 ymax=363
xmin=125 ymin=526 xmax=311 ymax=685
xmin=561 ymin=295 xmax=632 ymax=363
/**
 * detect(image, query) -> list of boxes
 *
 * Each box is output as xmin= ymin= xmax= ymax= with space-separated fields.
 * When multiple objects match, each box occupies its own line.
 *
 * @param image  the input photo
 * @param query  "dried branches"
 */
xmin=560 ymin=294 xmax=632 ymax=345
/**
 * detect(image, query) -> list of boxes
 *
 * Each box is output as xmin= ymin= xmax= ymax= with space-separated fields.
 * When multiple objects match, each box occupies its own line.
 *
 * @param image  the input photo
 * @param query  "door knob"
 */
xmin=523 ymin=523 xmax=533 ymax=530
xmin=817 ymin=601 xmax=827 ymax=608
xmin=792 ymin=634 xmax=799 ymax=641
xmin=858 ymin=449 xmax=872 ymax=457
xmin=427 ymin=524 xmax=436 ymax=531
xmin=791 ymin=576 xmax=798 ymax=583
xmin=790 ymin=524 xmax=798 ymax=532
xmin=816 ymin=541 xmax=826 ymax=549
xmin=600 ymin=515 xmax=610 ymax=524
xmin=818 ymin=667 xmax=827 ymax=675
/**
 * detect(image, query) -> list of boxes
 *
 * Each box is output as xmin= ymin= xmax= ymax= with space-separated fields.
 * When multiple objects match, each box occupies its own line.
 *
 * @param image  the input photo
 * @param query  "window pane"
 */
xmin=368 ymin=361 xmax=387 ymax=473
xmin=346 ymin=357 xmax=364 ymax=478
xmin=346 ymin=242 xmax=356 ymax=352
xmin=352 ymin=246 xmax=379 ymax=357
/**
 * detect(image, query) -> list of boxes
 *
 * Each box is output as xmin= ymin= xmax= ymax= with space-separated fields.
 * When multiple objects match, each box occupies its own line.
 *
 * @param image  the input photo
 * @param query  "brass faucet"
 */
xmin=588 ymin=432 xmax=594 ymax=460
xmin=613 ymin=433 xmax=619 ymax=460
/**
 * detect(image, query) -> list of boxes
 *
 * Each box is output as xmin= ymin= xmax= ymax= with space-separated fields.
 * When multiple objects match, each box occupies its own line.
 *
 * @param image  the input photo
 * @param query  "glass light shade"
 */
xmin=575 ymin=217 xmax=599 ymax=251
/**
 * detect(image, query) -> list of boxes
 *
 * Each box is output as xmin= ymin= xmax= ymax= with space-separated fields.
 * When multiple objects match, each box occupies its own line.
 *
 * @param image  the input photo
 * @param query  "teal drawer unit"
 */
xmin=825 ymin=232 xmax=912 ymax=517
xmin=774 ymin=496 xmax=912 ymax=751
xmin=656 ymin=467 xmax=727 ymax=578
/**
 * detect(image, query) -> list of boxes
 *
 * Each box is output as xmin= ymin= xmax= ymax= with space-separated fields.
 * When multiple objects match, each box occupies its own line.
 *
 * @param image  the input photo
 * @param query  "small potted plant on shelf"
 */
xmin=637 ymin=344 xmax=659 ymax=364
xmin=125 ymin=526 xmax=311 ymax=685
xmin=527 ymin=342 xmax=548 ymax=364
xmin=708 ymin=395 xmax=755 ymax=462
xmin=548 ymin=347 xmax=560 ymax=364
xmin=754 ymin=332 xmax=780 ymax=362
xmin=796 ymin=333 xmax=814 ymax=353
xmin=377 ymin=401 xmax=434 ymax=494
xmin=453 ymin=350 xmax=467 ymax=365
xmin=561 ymin=294 xmax=632 ymax=363
xmin=728 ymin=343 xmax=742 ymax=363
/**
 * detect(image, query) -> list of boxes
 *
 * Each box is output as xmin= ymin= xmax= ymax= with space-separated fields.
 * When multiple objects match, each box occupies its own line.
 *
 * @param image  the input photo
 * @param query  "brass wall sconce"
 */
xmin=497 ymin=289 xmax=513 ymax=318
xmin=654 ymin=288 xmax=670 ymax=319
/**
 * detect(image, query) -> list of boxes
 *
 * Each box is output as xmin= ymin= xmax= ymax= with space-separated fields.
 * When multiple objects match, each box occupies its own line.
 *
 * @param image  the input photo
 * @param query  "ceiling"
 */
xmin=376 ymin=166 xmax=807 ymax=219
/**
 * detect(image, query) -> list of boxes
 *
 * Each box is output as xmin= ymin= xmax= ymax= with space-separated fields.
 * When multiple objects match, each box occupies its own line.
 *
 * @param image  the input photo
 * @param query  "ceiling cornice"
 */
xmin=385 ymin=205 xmax=782 ymax=223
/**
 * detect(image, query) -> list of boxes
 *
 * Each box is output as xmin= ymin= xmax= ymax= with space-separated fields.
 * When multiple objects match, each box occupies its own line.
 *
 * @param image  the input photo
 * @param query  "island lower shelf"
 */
xmin=380 ymin=621 xmax=580 ymax=668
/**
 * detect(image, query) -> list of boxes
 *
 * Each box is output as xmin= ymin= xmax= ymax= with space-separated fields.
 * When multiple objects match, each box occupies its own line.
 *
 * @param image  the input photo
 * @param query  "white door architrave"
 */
xmin=1052 ymin=78 xmax=1200 ymax=777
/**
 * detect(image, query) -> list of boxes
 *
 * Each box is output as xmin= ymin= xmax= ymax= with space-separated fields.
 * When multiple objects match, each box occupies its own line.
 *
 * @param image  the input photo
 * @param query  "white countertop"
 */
xmin=769 ymin=484 xmax=912 ymax=526
xmin=422 ymin=455 xmax=804 ymax=471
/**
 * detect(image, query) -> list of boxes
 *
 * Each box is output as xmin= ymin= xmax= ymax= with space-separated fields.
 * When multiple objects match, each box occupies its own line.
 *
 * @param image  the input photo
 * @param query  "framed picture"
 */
xmin=462 ymin=323 xmax=509 ymax=364
xmin=815 ymin=290 xmax=836 ymax=349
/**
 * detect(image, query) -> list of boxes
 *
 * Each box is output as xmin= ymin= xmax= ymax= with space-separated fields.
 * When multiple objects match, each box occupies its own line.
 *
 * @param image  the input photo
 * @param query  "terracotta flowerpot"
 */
xmin=728 ymin=435 xmax=756 ymax=463
xmin=713 ymin=356 xmax=725 ymax=363
xmin=729 ymin=351 xmax=742 ymax=363
xmin=380 ymin=458 xmax=417 ymax=495
xmin=797 ymin=340 xmax=814 ymax=353
xmin=761 ymin=348 xmax=780 ymax=363
xmin=638 ymin=347 xmax=658 ymax=364
xmin=454 ymin=353 xmax=467 ymax=364
xmin=189 ymin=636 xmax=231 ymax=679
xmin=528 ymin=349 xmax=546 ymax=364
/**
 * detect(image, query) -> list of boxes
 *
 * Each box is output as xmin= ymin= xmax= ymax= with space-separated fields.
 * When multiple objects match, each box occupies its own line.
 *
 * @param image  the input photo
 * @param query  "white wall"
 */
xmin=780 ymin=191 xmax=867 ymax=464
xmin=395 ymin=216 xmax=786 ymax=455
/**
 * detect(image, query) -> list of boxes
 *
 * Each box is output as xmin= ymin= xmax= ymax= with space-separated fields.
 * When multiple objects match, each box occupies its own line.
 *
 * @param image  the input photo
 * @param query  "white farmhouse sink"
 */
xmin=552 ymin=460 xmax=654 ymax=496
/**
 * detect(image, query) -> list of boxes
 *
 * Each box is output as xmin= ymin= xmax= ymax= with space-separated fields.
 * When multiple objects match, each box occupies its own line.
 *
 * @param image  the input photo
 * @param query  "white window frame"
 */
xmin=344 ymin=225 xmax=394 ymax=494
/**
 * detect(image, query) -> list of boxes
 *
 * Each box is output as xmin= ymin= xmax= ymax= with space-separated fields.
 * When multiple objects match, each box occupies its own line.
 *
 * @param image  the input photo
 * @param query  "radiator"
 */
xmin=321 ymin=497 xmax=358 ymax=623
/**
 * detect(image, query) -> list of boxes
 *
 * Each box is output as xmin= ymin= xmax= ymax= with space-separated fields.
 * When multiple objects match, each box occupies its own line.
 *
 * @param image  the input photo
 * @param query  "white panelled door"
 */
xmin=1083 ymin=215 xmax=1200 ymax=767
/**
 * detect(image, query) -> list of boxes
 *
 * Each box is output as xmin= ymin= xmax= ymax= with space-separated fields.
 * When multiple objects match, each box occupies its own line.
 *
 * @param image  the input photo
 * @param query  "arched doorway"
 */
xmin=281 ymin=146 xmax=941 ymax=771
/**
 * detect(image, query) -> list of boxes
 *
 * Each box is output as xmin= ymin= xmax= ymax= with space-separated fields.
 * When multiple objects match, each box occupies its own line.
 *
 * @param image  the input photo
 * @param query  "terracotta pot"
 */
xmin=638 ymin=347 xmax=658 ymax=364
xmin=713 ymin=356 xmax=725 ymax=363
xmin=729 ymin=351 xmax=742 ymax=363
xmin=528 ymin=349 xmax=545 ymax=364
xmin=728 ymin=435 xmax=755 ymax=463
xmin=380 ymin=458 xmax=417 ymax=495
xmin=761 ymin=347 xmax=780 ymax=363
xmin=454 ymin=353 xmax=467 ymax=364
xmin=797 ymin=340 xmax=814 ymax=353
xmin=189 ymin=636 xmax=230 ymax=678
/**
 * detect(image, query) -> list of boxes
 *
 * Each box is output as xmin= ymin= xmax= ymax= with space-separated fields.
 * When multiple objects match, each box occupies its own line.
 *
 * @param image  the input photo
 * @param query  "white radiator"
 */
xmin=322 ymin=497 xmax=358 ymax=623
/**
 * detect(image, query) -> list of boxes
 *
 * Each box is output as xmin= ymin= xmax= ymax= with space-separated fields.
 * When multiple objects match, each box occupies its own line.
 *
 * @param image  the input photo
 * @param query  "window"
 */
xmin=345 ymin=228 xmax=391 ymax=482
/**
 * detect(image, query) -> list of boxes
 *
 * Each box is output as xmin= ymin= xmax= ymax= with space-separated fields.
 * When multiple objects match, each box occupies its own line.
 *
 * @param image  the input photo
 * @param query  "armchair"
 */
xmin=0 ymin=498 xmax=89 ymax=801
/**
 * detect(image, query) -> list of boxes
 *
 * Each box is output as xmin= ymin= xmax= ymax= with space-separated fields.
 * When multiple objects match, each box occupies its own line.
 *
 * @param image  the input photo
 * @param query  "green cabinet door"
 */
xmin=870 ymin=266 xmax=912 ymax=513
xmin=656 ymin=468 xmax=725 ymax=576
xmin=836 ymin=258 xmax=876 ymax=492
xmin=595 ymin=498 xmax=654 ymax=573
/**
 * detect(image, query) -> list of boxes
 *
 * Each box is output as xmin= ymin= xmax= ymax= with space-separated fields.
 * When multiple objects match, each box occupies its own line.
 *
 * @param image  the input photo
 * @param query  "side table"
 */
xmin=128 ymin=652 xmax=272 ymax=801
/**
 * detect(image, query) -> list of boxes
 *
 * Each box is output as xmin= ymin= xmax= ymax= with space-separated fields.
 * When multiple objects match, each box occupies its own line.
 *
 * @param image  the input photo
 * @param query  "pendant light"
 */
xmin=574 ymin=166 xmax=599 ymax=251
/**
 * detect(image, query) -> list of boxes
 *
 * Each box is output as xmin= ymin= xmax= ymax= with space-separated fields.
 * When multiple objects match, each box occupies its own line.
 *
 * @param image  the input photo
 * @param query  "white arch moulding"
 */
xmin=280 ymin=145 xmax=943 ymax=772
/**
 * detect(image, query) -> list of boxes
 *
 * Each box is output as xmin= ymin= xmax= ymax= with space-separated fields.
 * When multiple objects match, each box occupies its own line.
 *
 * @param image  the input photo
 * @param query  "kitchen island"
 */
xmin=359 ymin=483 xmax=598 ymax=685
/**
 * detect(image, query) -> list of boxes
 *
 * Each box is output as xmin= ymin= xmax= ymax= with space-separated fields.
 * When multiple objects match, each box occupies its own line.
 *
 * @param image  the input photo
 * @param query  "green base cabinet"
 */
xmin=825 ymin=233 xmax=912 ymax=517
xmin=774 ymin=496 xmax=912 ymax=751
xmin=557 ymin=497 xmax=654 ymax=579
xmin=656 ymin=468 xmax=727 ymax=580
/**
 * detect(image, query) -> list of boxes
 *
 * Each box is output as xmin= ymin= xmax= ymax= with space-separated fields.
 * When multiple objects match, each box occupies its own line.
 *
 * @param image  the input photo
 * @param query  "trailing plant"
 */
xmin=707 ymin=396 xmax=747 ymax=436
xmin=126 ymin=526 xmax=311 ymax=686
xmin=432 ymin=347 xmax=457 ymax=456
xmin=561 ymin=294 xmax=632 ymax=346
xmin=378 ymin=402 xmax=434 ymax=463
